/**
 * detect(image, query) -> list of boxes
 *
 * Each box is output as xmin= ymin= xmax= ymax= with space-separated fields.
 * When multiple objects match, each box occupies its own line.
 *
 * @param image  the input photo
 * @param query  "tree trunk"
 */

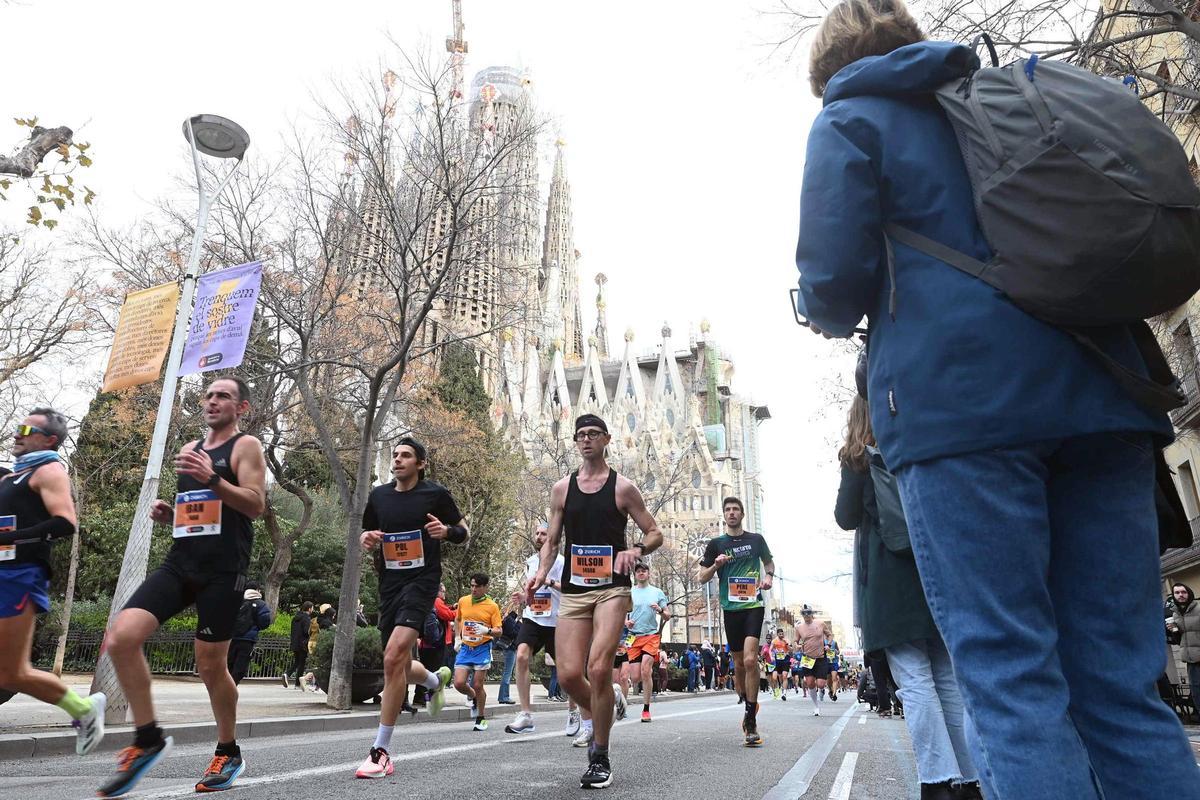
xmin=53 ymin=525 xmax=82 ymax=676
xmin=327 ymin=459 xmax=372 ymax=710
xmin=262 ymin=502 xmax=293 ymax=616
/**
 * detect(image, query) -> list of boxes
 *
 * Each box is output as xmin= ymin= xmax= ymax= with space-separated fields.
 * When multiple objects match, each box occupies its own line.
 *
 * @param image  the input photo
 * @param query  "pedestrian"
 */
xmin=686 ymin=646 xmax=700 ymax=693
xmin=226 ymin=580 xmax=272 ymax=685
xmin=658 ymin=649 xmax=670 ymax=695
xmin=837 ymin=391 xmax=979 ymax=799
xmin=316 ymin=603 xmax=336 ymax=630
xmin=495 ymin=590 xmax=523 ymax=705
xmin=413 ymin=583 xmax=456 ymax=707
xmin=700 ymin=640 xmax=716 ymax=692
xmin=546 ymin=652 xmax=562 ymax=701
xmin=285 ymin=601 xmax=313 ymax=690
xmin=794 ymin=2 xmax=1200 ymax=796
xmin=1170 ymin=583 xmax=1200 ymax=691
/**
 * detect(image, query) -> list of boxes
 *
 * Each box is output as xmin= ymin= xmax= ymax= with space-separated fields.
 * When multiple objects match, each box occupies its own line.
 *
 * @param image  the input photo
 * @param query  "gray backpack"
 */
xmin=886 ymin=35 xmax=1200 ymax=412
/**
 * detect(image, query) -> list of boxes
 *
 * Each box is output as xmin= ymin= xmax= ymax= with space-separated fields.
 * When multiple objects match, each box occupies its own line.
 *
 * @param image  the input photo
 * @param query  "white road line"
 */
xmin=827 ymin=752 xmax=858 ymax=800
xmin=132 ymin=699 xmax=742 ymax=799
xmin=857 ymin=714 xmax=866 ymax=725
xmin=760 ymin=701 xmax=859 ymax=800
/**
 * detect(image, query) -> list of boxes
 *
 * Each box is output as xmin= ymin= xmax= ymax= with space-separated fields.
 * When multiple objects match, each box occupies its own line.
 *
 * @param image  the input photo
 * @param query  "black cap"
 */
xmin=575 ymin=413 xmax=608 ymax=434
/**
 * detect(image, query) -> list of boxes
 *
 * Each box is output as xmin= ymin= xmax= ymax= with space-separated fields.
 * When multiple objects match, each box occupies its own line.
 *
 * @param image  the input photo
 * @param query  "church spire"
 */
xmin=542 ymin=140 xmax=584 ymax=362
xmin=594 ymin=272 xmax=610 ymax=358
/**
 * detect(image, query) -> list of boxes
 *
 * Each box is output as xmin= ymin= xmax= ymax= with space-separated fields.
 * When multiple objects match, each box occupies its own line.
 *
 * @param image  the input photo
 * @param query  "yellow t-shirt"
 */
xmin=456 ymin=594 xmax=502 ymax=646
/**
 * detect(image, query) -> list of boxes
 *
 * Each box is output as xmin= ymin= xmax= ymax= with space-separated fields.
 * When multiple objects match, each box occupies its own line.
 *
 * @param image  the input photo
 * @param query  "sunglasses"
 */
xmin=15 ymin=424 xmax=48 ymax=437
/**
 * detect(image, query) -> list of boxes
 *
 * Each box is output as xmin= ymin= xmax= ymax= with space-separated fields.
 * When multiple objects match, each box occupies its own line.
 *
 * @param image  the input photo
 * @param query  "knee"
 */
xmin=383 ymin=646 xmax=410 ymax=676
xmin=106 ymin=624 xmax=145 ymax=660
xmin=516 ymin=649 xmax=530 ymax=669
xmin=195 ymin=652 xmax=229 ymax=682
xmin=587 ymin=663 xmax=610 ymax=687
xmin=453 ymin=674 xmax=469 ymax=692
xmin=0 ymin=662 xmax=23 ymax=688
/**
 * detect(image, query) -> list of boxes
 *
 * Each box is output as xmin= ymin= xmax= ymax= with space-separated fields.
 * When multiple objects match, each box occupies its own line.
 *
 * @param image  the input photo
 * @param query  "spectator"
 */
xmin=316 ymin=603 xmax=336 ymax=630
xmin=546 ymin=652 xmax=564 ymax=701
xmin=1171 ymin=583 xmax=1200 ymax=691
xmin=284 ymin=601 xmax=313 ymax=690
xmin=414 ymin=583 xmax=457 ymax=706
xmin=657 ymin=649 xmax=670 ymax=695
xmin=795 ymin=0 xmax=1200 ymax=797
xmin=686 ymin=646 xmax=700 ymax=693
xmin=226 ymin=581 xmax=272 ymax=685
xmin=496 ymin=591 xmax=523 ymax=705
xmin=700 ymin=641 xmax=716 ymax=691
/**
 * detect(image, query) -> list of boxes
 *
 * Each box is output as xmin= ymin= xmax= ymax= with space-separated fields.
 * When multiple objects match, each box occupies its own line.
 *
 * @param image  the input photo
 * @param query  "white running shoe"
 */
xmin=473 ymin=718 xmax=489 ymax=731
xmin=564 ymin=709 xmax=581 ymax=737
xmin=613 ymin=684 xmax=627 ymax=721
xmin=813 ymin=709 xmax=821 ymax=717
xmin=572 ymin=726 xmax=594 ymax=748
xmin=74 ymin=692 xmax=106 ymax=755
xmin=505 ymin=711 xmax=535 ymax=734
xmin=299 ymin=674 xmax=310 ymax=692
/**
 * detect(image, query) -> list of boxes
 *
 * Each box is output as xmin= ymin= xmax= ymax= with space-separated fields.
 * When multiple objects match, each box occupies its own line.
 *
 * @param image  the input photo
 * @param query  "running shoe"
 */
xmin=742 ymin=709 xmax=762 ymax=747
xmin=473 ymin=717 xmax=488 ymax=731
xmin=505 ymin=711 xmax=535 ymax=734
xmin=572 ymin=726 xmax=594 ymax=748
xmin=580 ymin=753 xmax=613 ymax=789
xmin=195 ymin=753 xmax=245 ymax=792
xmin=781 ymin=693 xmax=787 ymax=702
xmin=613 ymin=684 xmax=627 ymax=721
xmin=281 ymin=673 xmax=290 ymax=688
xmin=830 ymin=692 xmax=838 ymax=702
xmin=355 ymin=747 xmax=393 ymax=779
xmin=74 ymin=691 xmax=106 ymax=755
xmin=564 ymin=709 xmax=581 ymax=737
xmin=299 ymin=674 xmax=310 ymax=692
xmin=813 ymin=708 xmax=822 ymax=717
xmin=641 ymin=709 xmax=651 ymax=723
xmin=428 ymin=666 xmax=452 ymax=718
xmin=96 ymin=736 xmax=174 ymax=798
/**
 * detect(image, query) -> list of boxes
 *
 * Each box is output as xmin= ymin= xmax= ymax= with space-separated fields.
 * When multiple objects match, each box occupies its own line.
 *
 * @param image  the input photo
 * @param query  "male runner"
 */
xmin=824 ymin=627 xmax=842 ymax=701
xmin=795 ymin=605 xmax=830 ymax=716
xmin=505 ymin=523 xmax=586 ymax=736
xmin=528 ymin=414 xmax=662 ymax=790
xmin=0 ymin=409 xmax=106 ymax=755
xmin=612 ymin=629 xmax=631 ymax=719
xmin=354 ymin=437 xmax=465 ymax=778
xmin=626 ymin=562 xmax=669 ymax=722
xmin=100 ymin=377 xmax=266 ymax=797
xmin=697 ymin=496 xmax=774 ymax=747
xmin=769 ymin=628 xmax=790 ymax=700
xmin=453 ymin=573 xmax=502 ymax=731
xmin=790 ymin=646 xmax=804 ymax=695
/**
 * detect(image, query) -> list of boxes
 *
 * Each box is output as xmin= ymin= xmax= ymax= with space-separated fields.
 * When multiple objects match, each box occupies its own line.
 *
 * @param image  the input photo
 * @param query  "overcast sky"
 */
xmin=4 ymin=0 xmax=859 ymax=637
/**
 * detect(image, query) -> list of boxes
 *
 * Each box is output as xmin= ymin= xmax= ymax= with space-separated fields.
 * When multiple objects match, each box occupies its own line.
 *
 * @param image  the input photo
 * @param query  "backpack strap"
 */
xmin=884 ymin=223 xmax=990 ymax=278
xmin=970 ymin=33 xmax=1000 ymax=68
xmin=1065 ymin=323 xmax=1186 ymax=414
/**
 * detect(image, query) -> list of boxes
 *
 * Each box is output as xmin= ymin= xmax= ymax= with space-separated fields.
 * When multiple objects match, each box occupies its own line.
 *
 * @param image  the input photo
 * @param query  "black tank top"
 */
xmin=562 ymin=468 xmax=630 ymax=594
xmin=166 ymin=433 xmax=253 ymax=575
xmin=0 ymin=463 xmax=55 ymax=575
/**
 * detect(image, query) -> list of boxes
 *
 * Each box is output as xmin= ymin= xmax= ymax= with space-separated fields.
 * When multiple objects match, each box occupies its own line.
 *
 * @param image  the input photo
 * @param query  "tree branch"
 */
xmin=0 ymin=126 xmax=73 ymax=178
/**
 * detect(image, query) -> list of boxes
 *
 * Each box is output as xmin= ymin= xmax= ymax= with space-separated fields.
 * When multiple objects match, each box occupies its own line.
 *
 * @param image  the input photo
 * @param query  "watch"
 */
xmin=206 ymin=472 xmax=221 ymax=489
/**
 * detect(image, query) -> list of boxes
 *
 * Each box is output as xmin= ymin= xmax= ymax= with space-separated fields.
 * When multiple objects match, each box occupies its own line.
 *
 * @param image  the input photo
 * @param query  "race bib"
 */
xmin=728 ymin=576 xmax=758 ymax=604
xmin=530 ymin=590 xmax=553 ymax=617
xmin=624 ymin=633 xmax=636 ymax=647
xmin=801 ymin=655 xmax=816 ymax=669
xmin=0 ymin=515 xmax=14 ymax=561
xmin=381 ymin=530 xmax=425 ymax=569
xmin=174 ymin=490 xmax=221 ymax=538
xmin=462 ymin=620 xmax=488 ymax=644
xmin=569 ymin=544 xmax=613 ymax=587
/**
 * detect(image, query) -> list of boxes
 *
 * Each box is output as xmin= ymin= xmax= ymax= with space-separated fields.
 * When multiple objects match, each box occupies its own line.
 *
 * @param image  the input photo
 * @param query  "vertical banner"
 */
xmin=101 ymin=282 xmax=180 ymax=392
xmin=179 ymin=260 xmax=262 ymax=376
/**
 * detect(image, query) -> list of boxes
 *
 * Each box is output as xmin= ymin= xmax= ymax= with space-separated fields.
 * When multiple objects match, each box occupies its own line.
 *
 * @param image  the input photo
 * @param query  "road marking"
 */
xmin=857 ymin=714 xmax=866 ymax=724
xmin=133 ymin=699 xmax=742 ymax=799
xmin=760 ymin=701 xmax=859 ymax=800
xmin=827 ymin=752 xmax=858 ymax=800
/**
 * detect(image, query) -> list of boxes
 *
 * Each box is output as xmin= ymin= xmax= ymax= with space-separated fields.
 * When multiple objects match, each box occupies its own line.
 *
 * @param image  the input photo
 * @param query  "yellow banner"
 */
xmin=101 ymin=282 xmax=179 ymax=393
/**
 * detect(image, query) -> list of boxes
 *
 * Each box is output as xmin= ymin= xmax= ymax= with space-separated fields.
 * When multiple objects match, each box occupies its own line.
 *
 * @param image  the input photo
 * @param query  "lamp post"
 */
xmin=92 ymin=116 xmax=249 ymax=717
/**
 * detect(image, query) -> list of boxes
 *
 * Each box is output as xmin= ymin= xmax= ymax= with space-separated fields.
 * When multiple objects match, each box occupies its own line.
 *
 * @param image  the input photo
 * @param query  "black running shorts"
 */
xmin=124 ymin=563 xmax=244 ymax=643
xmin=722 ymin=606 xmax=766 ymax=654
xmin=613 ymin=651 xmax=628 ymax=669
xmin=514 ymin=618 xmax=556 ymax=660
xmin=801 ymin=656 xmax=831 ymax=680
xmin=774 ymin=659 xmax=790 ymax=674
xmin=378 ymin=577 xmax=439 ymax=647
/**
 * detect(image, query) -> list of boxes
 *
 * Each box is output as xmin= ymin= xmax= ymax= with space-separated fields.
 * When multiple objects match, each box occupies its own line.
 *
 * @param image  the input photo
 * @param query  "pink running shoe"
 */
xmin=355 ymin=747 xmax=393 ymax=779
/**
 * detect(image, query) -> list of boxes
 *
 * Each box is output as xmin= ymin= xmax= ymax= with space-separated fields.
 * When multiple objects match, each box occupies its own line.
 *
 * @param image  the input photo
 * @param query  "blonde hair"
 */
xmin=837 ymin=395 xmax=876 ymax=473
xmin=809 ymin=0 xmax=926 ymax=97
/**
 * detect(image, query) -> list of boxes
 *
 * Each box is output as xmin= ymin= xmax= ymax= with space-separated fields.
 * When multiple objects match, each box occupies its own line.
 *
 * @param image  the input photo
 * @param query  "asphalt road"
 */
xmin=0 ymin=690 xmax=919 ymax=799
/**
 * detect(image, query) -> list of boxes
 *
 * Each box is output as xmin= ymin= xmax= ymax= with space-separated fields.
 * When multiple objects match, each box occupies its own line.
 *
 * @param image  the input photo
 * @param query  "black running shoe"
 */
xmin=97 ymin=736 xmax=174 ymax=798
xmin=742 ymin=712 xmax=763 ymax=747
xmin=196 ymin=753 xmax=245 ymax=792
xmin=581 ymin=753 xmax=613 ymax=789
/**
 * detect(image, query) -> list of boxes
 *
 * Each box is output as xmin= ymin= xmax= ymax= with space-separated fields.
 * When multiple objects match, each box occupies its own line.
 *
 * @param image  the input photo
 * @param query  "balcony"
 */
xmin=1161 ymin=518 xmax=1200 ymax=575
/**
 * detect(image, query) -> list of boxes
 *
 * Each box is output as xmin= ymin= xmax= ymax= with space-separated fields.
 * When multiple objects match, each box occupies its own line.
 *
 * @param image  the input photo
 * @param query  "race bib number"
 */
xmin=530 ymin=590 xmax=553 ymax=617
xmin=0 ymin=515 xmax=14 ymax=561
xmin=801 ymin=656 xmax=816 ymax=669
xmin=381 ymin=530 xmax=425 ymax=570
xmin=174 ymin=491 xmax=221 ymax=538
xmin=728 ymin=576 xmax=758 ymax=604
xmin=570 ymin=544 xmax=613 ymax=587
xmin=624 ymin=633 xmax=636 ymax=647
xmin=463 ymin=620 xmax=488 ymax=644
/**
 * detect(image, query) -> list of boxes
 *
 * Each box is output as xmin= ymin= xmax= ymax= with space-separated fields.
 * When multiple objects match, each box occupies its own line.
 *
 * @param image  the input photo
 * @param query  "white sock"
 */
xmin=582 ymin=718 xmax=594 ymax=733
xmin=421 ymin=672 xmax=441 ymax=691
xmin=373 ymin=724 xmax=394 ymax=751
xmin=810 ymin=690 xmax=820 ymax=709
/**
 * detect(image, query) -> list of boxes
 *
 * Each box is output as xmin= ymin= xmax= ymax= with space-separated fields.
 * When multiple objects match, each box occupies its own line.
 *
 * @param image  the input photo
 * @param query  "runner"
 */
xmin=527 ymin=414 xmax=662 ymax=789
xmin=769 ymin=628 xmax=790 ymax=700
xmin=353 ymin=437 xmax=465 ymax=778
xmin=697 ymin=496 xmax=774 ymax=747
xmin=99 ymin=377 xmax=267 ymax=797
xmin=453 ymin=573 xmax=502 ymax=731
xmin=504 ymin=523 xmax=587 ymax=736
xmin=626 ymin=562 xmax=670 ymax=722
xmin=0 ymin=408 xmax=105 ymax=756
xmin=824 ymin=627 xmax=842 ymax=701
xmin=790 ymin=647 xmax=804 ymax=695
xmin=795 ymin=605 xmax=830 ymax=716
xmin=612 ymin=628 xmax=631 ymax=719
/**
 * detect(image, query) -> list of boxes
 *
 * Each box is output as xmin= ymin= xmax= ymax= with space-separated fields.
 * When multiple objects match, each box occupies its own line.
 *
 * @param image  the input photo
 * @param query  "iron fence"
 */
xmin=34 ymin=631 xmax=295 ymax=678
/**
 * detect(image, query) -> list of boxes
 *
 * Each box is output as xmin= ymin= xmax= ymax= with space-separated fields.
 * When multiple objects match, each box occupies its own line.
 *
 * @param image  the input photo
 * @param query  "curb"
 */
xmin=0 ymin=690 xmax=730 ymax=759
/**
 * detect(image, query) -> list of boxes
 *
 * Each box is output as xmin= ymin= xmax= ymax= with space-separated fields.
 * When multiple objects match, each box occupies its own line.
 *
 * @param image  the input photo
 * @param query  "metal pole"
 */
xmin=92 ymin=122 xmax=242 ymax=716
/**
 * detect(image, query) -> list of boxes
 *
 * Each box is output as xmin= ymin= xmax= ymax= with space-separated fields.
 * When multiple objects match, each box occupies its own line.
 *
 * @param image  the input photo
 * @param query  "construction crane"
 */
xmin=446 ymin=0 xmax=468 ymax=100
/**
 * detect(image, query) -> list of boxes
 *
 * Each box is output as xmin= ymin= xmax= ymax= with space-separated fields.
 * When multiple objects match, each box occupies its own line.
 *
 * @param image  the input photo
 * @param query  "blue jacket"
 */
xmin=233 ymin=597 xmax=273 ymax=643
xmin=794 ymin=41 xmax=1170 ymax=470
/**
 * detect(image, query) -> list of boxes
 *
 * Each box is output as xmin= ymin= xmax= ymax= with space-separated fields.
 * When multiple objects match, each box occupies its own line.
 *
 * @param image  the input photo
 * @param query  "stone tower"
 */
xmin=542 ymin=141 xmax=584 ymax=362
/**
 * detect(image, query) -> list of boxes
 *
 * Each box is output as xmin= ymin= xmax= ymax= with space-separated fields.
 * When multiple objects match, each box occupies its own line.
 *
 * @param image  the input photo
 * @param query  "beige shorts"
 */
xmin=558 ymin=586 xmax=632 ymax=620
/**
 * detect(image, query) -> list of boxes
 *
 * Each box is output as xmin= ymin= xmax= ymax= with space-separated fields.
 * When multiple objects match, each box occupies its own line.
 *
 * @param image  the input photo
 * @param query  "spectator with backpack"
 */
xmin=795 ymin=1 xmax=1200 ymax=797
xmin=226 ymin=580 xmax=272 ymax=685
xmin=283 ymin=601 xmax=313 ymax=690
xmin=413 ymin=583 xmax=456 ymax=707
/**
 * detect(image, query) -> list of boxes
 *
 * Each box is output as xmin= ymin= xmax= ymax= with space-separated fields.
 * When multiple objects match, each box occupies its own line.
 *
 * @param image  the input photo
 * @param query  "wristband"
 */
xmin=447 ymin=524 xmax=468 ymax=544
xmin=632 ymin=542 xmax=646 ymax=553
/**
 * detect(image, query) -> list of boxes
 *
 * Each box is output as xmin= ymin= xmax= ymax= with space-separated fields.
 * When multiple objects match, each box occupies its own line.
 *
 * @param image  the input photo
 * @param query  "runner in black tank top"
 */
xmin=527 ymin=414 xmax=665 ymax=791
xmin=101 ymin=377 xmax=267 ymax=799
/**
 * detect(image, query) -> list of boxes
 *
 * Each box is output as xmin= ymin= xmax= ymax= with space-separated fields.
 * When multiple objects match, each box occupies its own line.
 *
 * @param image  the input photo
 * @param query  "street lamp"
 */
xmin=93 ymin=115 xmax=249 ymax=717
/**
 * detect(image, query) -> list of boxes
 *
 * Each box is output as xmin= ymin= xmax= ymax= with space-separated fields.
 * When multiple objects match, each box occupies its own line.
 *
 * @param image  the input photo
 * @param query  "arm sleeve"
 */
xmin=0 ymin=515 xmax=74 ymax=545
xmin=699 ymin=539 xmax=719 ymax=568
xmin=362 ymin=494 xmax=378 ymax=530
xmin=794 ymin=111 xmax=884 ymax=337
xmin=835 ymin=463 xmax=867 ymax=531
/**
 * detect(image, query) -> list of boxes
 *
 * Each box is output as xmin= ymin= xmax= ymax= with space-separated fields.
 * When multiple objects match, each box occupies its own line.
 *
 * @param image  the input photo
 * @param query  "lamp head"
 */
xmin=183 ymin=114 xmax=250 ymax=160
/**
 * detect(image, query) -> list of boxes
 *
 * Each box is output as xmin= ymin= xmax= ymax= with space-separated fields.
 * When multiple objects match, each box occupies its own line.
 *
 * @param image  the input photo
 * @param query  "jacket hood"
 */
xmin=823 ymin=41 xmax=977 ymax=106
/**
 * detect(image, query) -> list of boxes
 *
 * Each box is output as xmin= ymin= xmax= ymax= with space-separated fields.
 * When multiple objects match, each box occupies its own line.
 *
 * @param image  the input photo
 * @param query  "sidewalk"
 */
xmin=0 ymin=674 xmax=727 ymax=759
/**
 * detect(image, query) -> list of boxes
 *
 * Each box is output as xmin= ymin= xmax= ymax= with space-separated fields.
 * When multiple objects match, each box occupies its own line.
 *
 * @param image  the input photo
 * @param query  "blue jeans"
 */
xmin=548 ymin=667 xmax=560 ymax=699
xmin=497 ymin=647 xmax=516 ymax=703
xmin=687 ymin=667 xmax=699 ymax=692
xmin=886 ymin=636 xmax=977 ymax=785
xmin=897 ymin=432 xmax=1200 ymax=800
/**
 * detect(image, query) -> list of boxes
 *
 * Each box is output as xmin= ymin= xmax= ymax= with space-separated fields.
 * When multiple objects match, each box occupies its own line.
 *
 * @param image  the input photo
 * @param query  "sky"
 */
xmin=4 ymin=0 xmax=860 ymax=637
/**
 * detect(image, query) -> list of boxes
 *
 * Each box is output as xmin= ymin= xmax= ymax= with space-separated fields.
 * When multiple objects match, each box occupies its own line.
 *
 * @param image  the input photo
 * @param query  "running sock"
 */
xmin=215 ymin=740 xmax=240 ymax=758
xmin=420 ymin=672 xmax=441 ymax=691
xmin=55 ymin=688 xmax=91 ymax=720
xmin=810 ymin=691 xmax=820 ymax=710
xmin=582 ymin=718 xmax=594 ymax=733
xmin=589 ymin=743 xmax=609 ymax=758
xmin=642 ymin=703 xmax=650 ymax=712
xmin=745 ymin=699 xmax=757 ymax=715
xmin=134 ymin=722 xmax=165 ymax=749
xmin=373 ymin=724 xmax=395 ymax=751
